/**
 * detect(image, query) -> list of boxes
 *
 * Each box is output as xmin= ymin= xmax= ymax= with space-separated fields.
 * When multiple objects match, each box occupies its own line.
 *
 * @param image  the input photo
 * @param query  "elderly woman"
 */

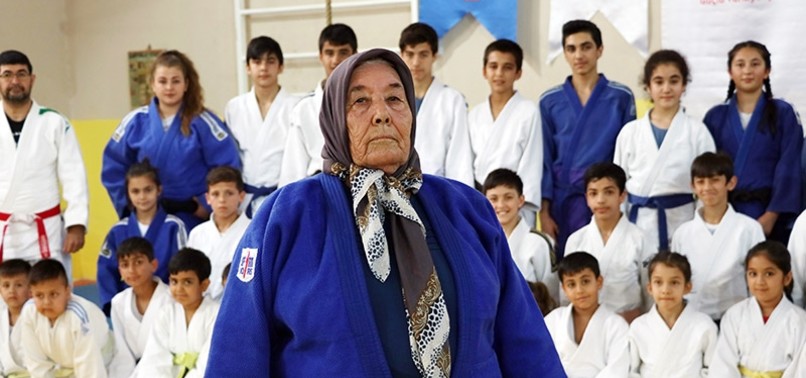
xmin=206 ymin=49 xmax=564 ymax=377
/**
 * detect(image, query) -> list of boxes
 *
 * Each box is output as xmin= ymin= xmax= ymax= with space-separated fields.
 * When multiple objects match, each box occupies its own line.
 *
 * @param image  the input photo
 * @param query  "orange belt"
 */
xmin=0 ymin=204 xmax=61 ymax=261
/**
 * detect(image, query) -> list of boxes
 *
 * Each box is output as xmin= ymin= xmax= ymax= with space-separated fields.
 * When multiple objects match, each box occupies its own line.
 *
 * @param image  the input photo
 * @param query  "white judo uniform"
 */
xmin=108 ymin=279 xmax=172 ymax=378
xmin=278 ymin=84 xmax=324 ymax=187
xmin=544 ymin=304 xmax=630 ymax=378
xmin=0 ymin=301 xmax=26 ymax=377
xmin=225 ymin=87 xmax=300 ymax=213
xmin=671 ymin=205 xmax=765 ymax=320
xmin=710 ymin=296 xmax=806 ymax=377
xmin=787 ymin=210 xmax=806 ymax=307
xmin=628 ymin=304 xmax=718 ymax=378
xmin=19 ymin=295 xmax=113 ymax=378
xmin=507 ymin=217 xmax=558 ymax=301
xmin=564 ymin=215 xmax=651 ymax=313
xmin=137 ymin=297 xmax=219 ymax=378
xmin=614 ymin=108 xmax=715 ymax=251
xmin=0 ymin=101 xmax=88 ymax=269
xmin=783 ymin=339 xmax=806 ymax=378
xmin=414 ymin=78 xmax=474 ymax=186
xmin=468 ymin=92 xmax=543 ymax=215
xmin=187 ymin=213 xmax=251 ymax=300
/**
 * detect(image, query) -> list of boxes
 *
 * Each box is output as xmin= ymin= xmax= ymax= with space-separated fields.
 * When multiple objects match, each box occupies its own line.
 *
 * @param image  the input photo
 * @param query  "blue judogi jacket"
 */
xmin=207 ymin=174 xmax=565 ymax=377
xmin=101 ymin=97 xmax=242 ymax=229
xmin=96 ymin=206 xmax=186 ymax=315
xmin=540 ymin=74 xmax=636 ymax=255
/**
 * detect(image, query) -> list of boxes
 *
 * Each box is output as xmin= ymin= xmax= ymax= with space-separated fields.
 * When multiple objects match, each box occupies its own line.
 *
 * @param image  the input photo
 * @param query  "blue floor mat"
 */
xmin=73 ymin=283 xmax=102 ymax=308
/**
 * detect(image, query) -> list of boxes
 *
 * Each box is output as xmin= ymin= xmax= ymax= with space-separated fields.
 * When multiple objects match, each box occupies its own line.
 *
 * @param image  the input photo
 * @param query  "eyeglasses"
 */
xmin=0 ymin=71 xmax=31 ymax=80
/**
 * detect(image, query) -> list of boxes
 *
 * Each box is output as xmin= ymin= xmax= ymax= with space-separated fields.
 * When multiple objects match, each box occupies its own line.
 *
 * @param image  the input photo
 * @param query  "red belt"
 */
xmin=0 ymin=204 xmax=61 ymax=261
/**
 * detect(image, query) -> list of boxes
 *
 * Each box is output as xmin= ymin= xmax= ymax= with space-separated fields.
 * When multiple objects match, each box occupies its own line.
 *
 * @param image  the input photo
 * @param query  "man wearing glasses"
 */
xmin=0 ymin=50 xmax=88 ymax=273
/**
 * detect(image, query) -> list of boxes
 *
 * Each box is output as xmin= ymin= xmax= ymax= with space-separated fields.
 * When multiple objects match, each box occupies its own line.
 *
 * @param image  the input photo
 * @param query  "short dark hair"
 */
xmin=484 ymin=39 xmax=523 ymax=71
xmin=584 ymin=162 xmax=626 ymax=193
xmin=169 ymin=248 xmax=211 ymax=281
xmin=118 ymin=237 xmax=155 ymax=262
xmin=318 ymin=23 xmax=357 ymax=53
xmin=482 ymin=168 xmax=523 ymax=196
xmin=29 ymin=259 xmax=68 ymax=287
xmin=691 ymin=152 xmax=733 ymax=181
xmin=399 ymin=22 xmax=438 ymax=54
xmin=0 ymin=50 xmax=33 ymax=73
xmin=246 ymin=36 xmax=284 ymax=65
xmin=647 ymin=251 xmax=692 ymax=283
xmin=642 ymin=49 xmax=690 ymax=87
xmin=222 ymin=262 xmax=232 ymax=282
xmin=206 ymin=166 xmax=245 ymax=192
xmin=562 ymin=20 xmax=602 ymax=48
xmin=746 ymin=240 xmax=793 ymax=300
xmin=557 ymin=251 xmax=600 ymax=280
xmin=0 ymin=259 xmax=31 ymax=278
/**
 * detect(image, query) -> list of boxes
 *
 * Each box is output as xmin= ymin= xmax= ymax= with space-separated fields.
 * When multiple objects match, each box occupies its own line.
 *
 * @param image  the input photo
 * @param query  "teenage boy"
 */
xmin=483 ymin=168 xmax=557 ymax=301
xmin=279 ymin=23 xmax=357 ymax=186
xmin=108 ymin=237 xmax=172 ymax=378
xmin=544 ymin=252 xmax=630 ymax=377
xmin=187 ymin=166 xmax=250 ymax=300
xmin=19 ymin=259 xmax=112 ymax=377
xmin=398 ymin=22 xmax=474 ymax=186
xmin=138 ymin=248 xmax=219 ymax=377
xmin=540 ymin=20 xmax=636 ymax=257
xmin=0 ymin=259 xmax=31 ymax=377
xmin=565 ymin=163 xmax=652 ymax=323
xmin=225 ymin=36 xmax=300 ymax=217
xmin=671 ymin=152 xmax=765 ymax=321
xmin=468 ymin=39 xmax=542 ymax=227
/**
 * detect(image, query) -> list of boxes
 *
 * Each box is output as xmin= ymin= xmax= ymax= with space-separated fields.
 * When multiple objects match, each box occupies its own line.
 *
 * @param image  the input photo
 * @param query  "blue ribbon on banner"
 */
xmin=420 ymin=0 xmax=518 ymax=41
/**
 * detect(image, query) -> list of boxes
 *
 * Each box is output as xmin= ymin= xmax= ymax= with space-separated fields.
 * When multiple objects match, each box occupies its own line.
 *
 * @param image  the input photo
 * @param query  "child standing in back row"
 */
xmin=628 ymin=251 xmax=717 ymax=377
xmin=710 ymin=241 xmax=806 ymax=377
xmin=614 ymin=50 xmax=715 ymax=252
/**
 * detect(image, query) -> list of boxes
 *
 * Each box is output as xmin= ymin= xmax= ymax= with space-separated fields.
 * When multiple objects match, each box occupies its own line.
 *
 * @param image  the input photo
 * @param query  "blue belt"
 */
xmin=628 ymin=193 xmax=694 ymax=251
xmin=244 ymin=184 xmax=277 ymax=218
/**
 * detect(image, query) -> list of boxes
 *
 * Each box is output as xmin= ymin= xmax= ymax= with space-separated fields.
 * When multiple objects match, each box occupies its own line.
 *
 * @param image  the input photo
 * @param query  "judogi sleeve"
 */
xmin=137 ymin=307 xmax=174 ymax=377
xmin=788 ymin=212 xmax=806 ymax=307
xmin=601 ymin=316 xmax=630 ymax=377
xmin=20 ymin=305 xmax=57 ymax=377
xmin=278 ymin=125 xmax=310 ymax=187
xmin=56 ymin=116 xmax=89 ymax=229
xmin=709 ymin=309 xmax=742 ymax=378
xmin=442 ymin=93 xmax=474 ymax=186
xmin=102 ymin=116 xmax=139 ymax=218
xmin=109 ymin=295 xmax=136 ymax=378
xmin=97 ymin=230 xmax=125 ymax=315
xmin=539 ymin=99 xmax=556 ymax=202
xmin=769 ymin=104 xmax=803 ymax=215
xmin=700 ymin=320 xmax=718 ymax=377
xmin=520 ymin=107 xmax=543 ymax=211
xmin=71 ymin=315 xmax=109 ymax=378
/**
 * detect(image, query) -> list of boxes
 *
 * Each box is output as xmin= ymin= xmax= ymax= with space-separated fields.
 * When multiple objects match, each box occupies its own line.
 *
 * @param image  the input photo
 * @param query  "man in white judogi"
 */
xmin=0 ymin=50 xmax=88 ymax=271
xmin=225 ymin=36 xmax=300 ymax=216
xmin=279 ymin=24 xmax=357 ymax=186
xmin=398 ymin=23 xmax=474 ymax=186
xmin=469 ymin=40 xmax=542 ymax=226
xmin=614 ymin=107 xmax=715 ymax=251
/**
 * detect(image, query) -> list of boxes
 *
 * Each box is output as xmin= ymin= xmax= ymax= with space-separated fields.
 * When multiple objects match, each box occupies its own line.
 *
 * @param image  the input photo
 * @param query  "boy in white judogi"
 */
xmin=138 ymin=248 xmax=219 ymax=378
xmin=187 ymin=167 xmax=250 ymax=300
xmin=0 ymin=259 xmax=31 ymax=377
xmin=629 ymin=252 xmax=718 ymax=378
xmin=787 ymin=210 xmax=806 ymax=307
xmin=544 ymin=252 xmax=629 ymax=377
xmin=278 ymin=24 xmax=357 ymax=186
xmin=614 ymin=92 xmax=714 ymax=252
xmin=468 ymin=40 xmax=542 ymax=226
xmin=20 ymin=260 xmax=113 ymax=378
xmin=483 ymin=169 xmax=558 ymax=301
xmin=671 ymin=152 xmax=765 ymax=321
xmin=0 ymin=50 xmax=88 ymax=273
xmin=565 ymin=163 xmax=651 ymax=322
xmin=107 ymin=238 xmax=172 ymax=378
xmin=398 ymin=23 xmax=474 ymax=186
xmin=225 ymin=36 xmax=300 ymax=216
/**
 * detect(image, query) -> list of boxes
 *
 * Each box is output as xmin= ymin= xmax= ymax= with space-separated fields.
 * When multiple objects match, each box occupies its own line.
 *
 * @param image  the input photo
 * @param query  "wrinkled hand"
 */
xmin=757 ymin=211 xmax=778 ymax=236
xmin=193 ymin=197 xmax=210 ymax=220
xmin=63 ymin=225 xmax=86 ymax=254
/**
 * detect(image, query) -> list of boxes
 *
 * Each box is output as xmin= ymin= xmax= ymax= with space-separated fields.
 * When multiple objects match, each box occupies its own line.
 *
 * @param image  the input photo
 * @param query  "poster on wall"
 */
xmin=128 ymin=49 xmax=163 ymax=109
xmin=662 ymin=0 xmax=806 ymax=121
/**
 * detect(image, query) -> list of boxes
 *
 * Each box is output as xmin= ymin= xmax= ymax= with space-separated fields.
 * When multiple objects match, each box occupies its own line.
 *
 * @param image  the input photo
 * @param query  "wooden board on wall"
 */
xmin=128 ymin=49 xmax=162 ymax=109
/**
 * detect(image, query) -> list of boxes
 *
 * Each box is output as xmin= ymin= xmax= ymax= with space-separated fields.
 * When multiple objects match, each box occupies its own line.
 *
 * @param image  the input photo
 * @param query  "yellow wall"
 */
xmin=71 ymin=120 xmax=119 ymax=283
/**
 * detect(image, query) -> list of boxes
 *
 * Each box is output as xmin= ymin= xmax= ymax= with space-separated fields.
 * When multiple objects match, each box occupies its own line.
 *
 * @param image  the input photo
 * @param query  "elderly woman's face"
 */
xmin=345 ymin=61 xmax=412 ymax=174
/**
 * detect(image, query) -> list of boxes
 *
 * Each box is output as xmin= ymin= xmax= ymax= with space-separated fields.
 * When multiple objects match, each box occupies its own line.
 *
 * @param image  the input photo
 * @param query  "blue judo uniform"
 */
xmin=206 ymin=174 xmax=565 ymax=377
xmin=704 ymin=95 xmax=803 ymax=242
xmin=101 ymin=98 xmax=242 ymax=229
xmin=96 ymin=206 xmax=186 ymax=315
xmin=540 ymin=74 xmax=635 ymax=256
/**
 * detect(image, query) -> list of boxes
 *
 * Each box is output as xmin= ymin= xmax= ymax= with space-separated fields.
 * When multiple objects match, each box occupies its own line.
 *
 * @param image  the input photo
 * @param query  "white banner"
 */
xmin=547 ymin=0 xmax=649 ymax=63
xmin=662 ymin=0 xmax=806 ymax=121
